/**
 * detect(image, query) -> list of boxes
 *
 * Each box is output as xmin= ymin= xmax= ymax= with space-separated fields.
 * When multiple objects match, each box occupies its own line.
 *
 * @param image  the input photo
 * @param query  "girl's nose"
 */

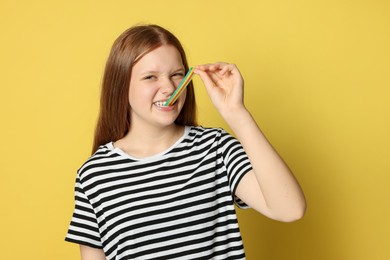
xmin=160 ymin=79 xmax=176 ymax=96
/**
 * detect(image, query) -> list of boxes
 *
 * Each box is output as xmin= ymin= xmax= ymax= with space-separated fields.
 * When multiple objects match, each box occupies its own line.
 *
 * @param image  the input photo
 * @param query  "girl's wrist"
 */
xmin=220 ymin=105 xmax=252 ymax=128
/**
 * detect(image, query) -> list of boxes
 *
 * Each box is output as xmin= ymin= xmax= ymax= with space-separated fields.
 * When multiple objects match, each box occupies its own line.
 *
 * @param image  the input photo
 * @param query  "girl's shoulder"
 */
xmin=184 ymin=125 xmax=233 ymax=146
xmin=188 ymin=125 xmax=226 ymax=135
xmin=76 ymin=142 xmax=119 ymax=178
xmin=188 ymin=125 xmax=231 ymax=139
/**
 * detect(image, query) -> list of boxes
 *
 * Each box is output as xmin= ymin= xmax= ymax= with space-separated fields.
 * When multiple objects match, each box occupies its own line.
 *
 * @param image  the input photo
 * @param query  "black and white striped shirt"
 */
xmin=65 ymin=126 xmax=252 ymax=259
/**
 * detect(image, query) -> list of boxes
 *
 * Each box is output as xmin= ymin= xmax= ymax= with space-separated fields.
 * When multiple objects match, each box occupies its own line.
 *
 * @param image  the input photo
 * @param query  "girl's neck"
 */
xmin=114 ymin=124 xmax=185 ymax=159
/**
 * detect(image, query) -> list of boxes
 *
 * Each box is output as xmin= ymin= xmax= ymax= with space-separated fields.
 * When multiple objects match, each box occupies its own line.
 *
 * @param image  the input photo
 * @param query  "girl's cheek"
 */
xmin=174 ymin=78 xmax=184 ymax=88
xmin=148 ymin=83 xmax=161 ymax=95
xmin=179 ymin=90 xmax=187 ymax=102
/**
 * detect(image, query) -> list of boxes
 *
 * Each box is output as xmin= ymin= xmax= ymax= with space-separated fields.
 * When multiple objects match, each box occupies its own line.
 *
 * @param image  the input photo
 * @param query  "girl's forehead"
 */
xmin=133 ymin=45 xmax=183 ymax=72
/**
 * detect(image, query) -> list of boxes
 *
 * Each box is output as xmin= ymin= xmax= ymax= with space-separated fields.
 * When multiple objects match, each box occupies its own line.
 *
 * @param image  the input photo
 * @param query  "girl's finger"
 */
xmin=194 ymin=68 xmax=216 ymax=91
xmin=207 ymin=71 xmax=224 ymax=87
xmin=196 ymin=62 xmax=226 ymax=72
xmin=220 ymin=63 xmax=238 ymax=76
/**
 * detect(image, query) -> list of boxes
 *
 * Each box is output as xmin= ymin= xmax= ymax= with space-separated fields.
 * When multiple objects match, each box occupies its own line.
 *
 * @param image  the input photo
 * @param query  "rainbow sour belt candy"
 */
xmin=164 ymin=67 xmax=195 ymax=106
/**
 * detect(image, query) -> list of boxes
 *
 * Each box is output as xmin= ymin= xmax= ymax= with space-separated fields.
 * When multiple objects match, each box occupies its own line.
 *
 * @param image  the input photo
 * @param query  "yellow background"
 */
xmin=1 ymin=0 xmax=389 ymax=259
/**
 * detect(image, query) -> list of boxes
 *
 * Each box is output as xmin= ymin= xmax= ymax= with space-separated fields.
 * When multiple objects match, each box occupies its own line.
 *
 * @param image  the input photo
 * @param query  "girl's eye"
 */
xmin=143 ymin=75 xmax=156 ymax=80
xmin=172 ymin=73 xmax=184 ymax=78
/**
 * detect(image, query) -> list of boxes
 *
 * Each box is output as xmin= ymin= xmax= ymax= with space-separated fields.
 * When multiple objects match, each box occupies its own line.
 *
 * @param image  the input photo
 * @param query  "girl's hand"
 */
xmin=194 ymin=62 xmax=245 ymax=117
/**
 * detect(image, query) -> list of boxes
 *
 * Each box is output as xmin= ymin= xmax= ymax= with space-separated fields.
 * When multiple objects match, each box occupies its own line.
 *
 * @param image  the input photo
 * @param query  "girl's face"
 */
xmin=128 ymin=45 xmax=187 ymax=130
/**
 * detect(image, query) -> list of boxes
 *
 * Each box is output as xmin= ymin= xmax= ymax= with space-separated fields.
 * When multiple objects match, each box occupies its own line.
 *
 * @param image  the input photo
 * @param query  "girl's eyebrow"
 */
xmin=140 ymin=67 xmax=185 ymax=76
xmin=172 ymin=67 xmax=185 ymax=73
xmin=139 ymin=70 xmax=160 ymax=76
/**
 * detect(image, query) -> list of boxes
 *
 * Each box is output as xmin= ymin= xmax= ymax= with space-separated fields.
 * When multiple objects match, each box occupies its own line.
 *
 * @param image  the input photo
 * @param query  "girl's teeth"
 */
xmin=155 ymin=101 xmax=166 ymax=107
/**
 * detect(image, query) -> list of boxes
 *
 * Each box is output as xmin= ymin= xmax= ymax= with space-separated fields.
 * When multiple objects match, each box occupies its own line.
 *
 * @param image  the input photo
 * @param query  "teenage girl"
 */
xmin=66 ymin=24 xmax=306 ymax=260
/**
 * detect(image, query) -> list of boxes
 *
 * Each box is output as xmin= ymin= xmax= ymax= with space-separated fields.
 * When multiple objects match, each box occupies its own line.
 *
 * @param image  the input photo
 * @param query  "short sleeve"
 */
xmin=65 ymin=175 xmax=103 ymax=248
xmin=218 ymin=129 xmax=252 ymax=209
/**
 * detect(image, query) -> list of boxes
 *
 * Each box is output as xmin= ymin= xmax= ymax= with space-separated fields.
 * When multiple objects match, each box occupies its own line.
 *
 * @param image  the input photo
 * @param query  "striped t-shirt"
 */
xmin=65 ymin=126 xmax=252 ymax=259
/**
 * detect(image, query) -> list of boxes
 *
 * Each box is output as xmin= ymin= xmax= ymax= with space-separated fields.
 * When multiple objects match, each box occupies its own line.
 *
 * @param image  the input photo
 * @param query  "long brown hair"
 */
xmin=92 ymin=24 xmax=197 ymax=154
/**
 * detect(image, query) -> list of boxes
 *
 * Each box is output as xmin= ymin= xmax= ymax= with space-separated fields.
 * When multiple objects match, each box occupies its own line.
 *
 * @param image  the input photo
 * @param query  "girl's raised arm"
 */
xmin=194 ymin=63 xmax=306 ymax=222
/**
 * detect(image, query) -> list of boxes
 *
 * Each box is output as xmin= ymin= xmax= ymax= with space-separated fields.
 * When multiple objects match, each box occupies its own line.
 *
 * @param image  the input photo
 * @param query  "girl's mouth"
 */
xmin=154 ymin=101 xmax=176 ymax=108
xmin=154 ymin=100 xmax=177 ymax=107
xmin=154 ymin=101 xmax=167 ymax=107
